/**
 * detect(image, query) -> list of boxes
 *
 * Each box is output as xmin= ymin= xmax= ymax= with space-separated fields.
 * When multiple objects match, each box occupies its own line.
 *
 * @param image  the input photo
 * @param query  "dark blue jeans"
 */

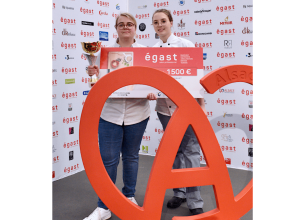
xmin=97 ymin=117 xmax=149 ymax=209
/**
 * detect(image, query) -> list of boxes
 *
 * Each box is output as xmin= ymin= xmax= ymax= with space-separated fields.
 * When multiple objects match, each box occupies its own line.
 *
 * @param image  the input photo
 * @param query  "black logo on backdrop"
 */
xmin=69 ymin=127 xmax=74 ymax=134
xmin=224 ymin=40 xmax=232 ymax=49
xmin=139 ymin=23 xmax=146 ymax=31
xmin=249 ymin=101 xmax=253 ymax=108
xmin=69 ymin=151 xmax=74 ymax=160
xmin=195 ymin=32 xmax=212 ymax=35
xmin=194 ymin=9 xmax=211 ymax=13
xmin=246 ymin=53 xmax=253 ymax=58
xmin=248 ymin=148 xmax=253 ymax=157
xmin=82 ymin=21 xmax=94 ymax=26
xmin=65 ymin=55 xmax=74 ymax=60
xmin=68 ymin=103 xmax=72 ymax=111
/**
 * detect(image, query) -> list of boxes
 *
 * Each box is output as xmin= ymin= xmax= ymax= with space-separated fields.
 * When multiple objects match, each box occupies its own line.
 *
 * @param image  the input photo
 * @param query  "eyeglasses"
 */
xmin=117 ymin=22 xmax=135 ymax=29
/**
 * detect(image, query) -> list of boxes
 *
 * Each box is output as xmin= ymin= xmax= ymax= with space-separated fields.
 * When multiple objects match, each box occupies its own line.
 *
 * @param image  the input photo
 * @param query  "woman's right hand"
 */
xmin=87 ymin=65 xmax=99 ymax=77
xmin=147 ymin=93 xmax=157 ymax=100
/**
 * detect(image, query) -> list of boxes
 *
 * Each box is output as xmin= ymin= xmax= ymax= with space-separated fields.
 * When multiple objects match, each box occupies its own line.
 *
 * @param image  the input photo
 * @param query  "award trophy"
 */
xmin=81 ymin=41 xmax=102 ymax=88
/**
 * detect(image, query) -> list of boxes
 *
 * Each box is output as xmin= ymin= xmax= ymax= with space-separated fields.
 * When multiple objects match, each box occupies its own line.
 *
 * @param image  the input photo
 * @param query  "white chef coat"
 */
xmin=97 ymin=39 xmax=150 ymax=125
xmin=153 ymin=33 xmax=195 ymax=116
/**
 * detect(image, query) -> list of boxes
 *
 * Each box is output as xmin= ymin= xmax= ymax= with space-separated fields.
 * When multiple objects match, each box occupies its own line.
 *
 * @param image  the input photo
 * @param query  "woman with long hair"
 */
xmin=147 ymin=9 xmax=207 ymax=216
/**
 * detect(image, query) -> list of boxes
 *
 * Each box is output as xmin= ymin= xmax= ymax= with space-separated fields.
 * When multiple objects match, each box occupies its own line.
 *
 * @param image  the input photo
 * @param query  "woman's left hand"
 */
xmin=147 ymin=93 xmax=157 ymax=100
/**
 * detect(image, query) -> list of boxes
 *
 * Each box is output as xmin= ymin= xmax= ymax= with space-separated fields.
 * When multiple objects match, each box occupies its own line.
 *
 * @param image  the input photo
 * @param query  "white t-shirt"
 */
xmin=95 ymin=39 xmax=151 ymax=125
xmin=153 ymin=33 xmax=195 ymax=116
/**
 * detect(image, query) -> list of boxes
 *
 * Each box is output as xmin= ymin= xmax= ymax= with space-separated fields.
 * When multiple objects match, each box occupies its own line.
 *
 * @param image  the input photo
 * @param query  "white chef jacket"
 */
xmin=153 ymin=33 xmax=195 ymax=116
xmin=96 ymin=39 xmax=150 ymax=125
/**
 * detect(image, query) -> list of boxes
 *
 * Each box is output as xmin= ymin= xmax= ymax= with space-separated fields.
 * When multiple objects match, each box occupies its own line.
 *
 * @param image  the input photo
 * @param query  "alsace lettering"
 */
xmin=216 ymin=68 xmax=253 ymax=86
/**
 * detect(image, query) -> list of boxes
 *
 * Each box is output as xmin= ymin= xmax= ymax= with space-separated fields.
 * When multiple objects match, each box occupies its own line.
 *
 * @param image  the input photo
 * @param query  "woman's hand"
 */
xmin=197 ymin=98 xmax=207 ymax=115
xmin=147 ymin=93 xmax=157 ymax=100
xmin=87 ymin=65 xmax=99 ymax=77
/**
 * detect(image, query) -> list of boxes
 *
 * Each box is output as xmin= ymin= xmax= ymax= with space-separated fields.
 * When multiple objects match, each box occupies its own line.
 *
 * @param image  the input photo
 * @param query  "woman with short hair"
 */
xmin=83 ymin=12 xmax=150 ymax=220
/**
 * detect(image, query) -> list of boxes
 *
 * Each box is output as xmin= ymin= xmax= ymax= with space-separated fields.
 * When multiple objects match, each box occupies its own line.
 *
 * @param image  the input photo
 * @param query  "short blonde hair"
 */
xmin=115 ymin=12 xmax=137 ymax=30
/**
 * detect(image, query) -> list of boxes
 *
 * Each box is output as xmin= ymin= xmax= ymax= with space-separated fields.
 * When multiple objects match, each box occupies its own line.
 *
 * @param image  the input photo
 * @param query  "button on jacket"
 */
xmin=153 ymin=34 xmax=195 ymax=116
xmin=96 ymin=39 xmax=150 ymax=125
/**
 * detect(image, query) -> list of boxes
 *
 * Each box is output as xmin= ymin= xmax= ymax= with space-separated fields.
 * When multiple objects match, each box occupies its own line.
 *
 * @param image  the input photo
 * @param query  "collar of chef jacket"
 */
xmin=156 ymin=33 xmax=181 ymax=47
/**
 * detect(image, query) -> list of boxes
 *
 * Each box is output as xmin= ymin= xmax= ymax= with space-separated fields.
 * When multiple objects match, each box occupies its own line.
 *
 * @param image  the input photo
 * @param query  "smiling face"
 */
xmin=116 ymin=15 xmax=136 ymax=40
xmin=152 ymin=12 xmax=173 ymax=42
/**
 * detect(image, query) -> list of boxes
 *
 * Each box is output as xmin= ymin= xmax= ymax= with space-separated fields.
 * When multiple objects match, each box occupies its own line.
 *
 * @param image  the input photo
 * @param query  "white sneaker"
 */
xmin=127 ymin=197 xmax=138 ymax=205
xmin=83 ymin=207 xmax=111 ymax=220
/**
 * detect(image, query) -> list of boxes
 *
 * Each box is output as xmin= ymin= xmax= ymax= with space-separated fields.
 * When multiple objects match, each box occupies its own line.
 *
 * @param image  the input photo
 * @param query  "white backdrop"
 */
xmin=52 ymin=0 xmax=253 ymax=182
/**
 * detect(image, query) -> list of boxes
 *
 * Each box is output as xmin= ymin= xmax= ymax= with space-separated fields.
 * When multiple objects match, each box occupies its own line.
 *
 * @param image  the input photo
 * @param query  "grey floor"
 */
xmin=53 ymin=155 xmax=253 ymax=220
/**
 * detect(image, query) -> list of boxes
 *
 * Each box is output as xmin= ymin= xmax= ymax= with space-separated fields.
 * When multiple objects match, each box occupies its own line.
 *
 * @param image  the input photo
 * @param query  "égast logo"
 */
xmin=97 ymin=1 xmax=109 ymax=7
xmin=216 ymin=5 xmax=235 ymax=12
xmin=194 ymin=19 xmax=212 ymax=26
xmin=194 ymin=0 xmax=211 ymax=3
xmin=154 ymin=1 xmax=169 ymax=8
xmin=173 ymin=10 xmax=190 ymax=16
xmin=62 ymin=92 xmax=78 ymax=99
xmin=61 ymin=17 xmax=76 ymax=25
xmin=80 ymin=7 xmax=94 ymax=15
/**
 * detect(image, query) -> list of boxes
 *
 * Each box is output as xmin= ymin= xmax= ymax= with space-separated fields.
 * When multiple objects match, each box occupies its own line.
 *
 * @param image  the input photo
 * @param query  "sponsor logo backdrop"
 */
xmin=53 ymin=0 xmax=253 ymax=181
xmin=52 ymin=0 xmax=128 ymax=181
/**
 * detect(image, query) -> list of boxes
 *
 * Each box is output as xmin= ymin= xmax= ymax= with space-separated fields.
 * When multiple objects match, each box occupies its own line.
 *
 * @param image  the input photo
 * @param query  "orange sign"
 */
xmin=79 ymin=65 xmax=253 ymax=220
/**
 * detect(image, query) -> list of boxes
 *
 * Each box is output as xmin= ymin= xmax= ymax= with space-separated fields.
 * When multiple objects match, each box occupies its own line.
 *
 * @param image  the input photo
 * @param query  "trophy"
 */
xmin=81 ymin=41 xmax=102 ymax=88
